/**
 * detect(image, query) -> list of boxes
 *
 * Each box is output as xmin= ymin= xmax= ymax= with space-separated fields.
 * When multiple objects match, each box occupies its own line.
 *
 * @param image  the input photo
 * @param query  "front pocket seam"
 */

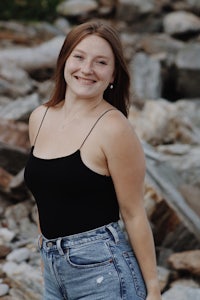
xmin=66 ymin=251 xmax=113 ymax=269
xmin=122 ymin=251 xmax=146 ymax=299
xmin=65 ymin=241 xmax=113 ymax=269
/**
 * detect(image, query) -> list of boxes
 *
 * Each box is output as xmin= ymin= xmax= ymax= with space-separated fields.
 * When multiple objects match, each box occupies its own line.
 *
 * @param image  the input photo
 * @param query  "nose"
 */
xmin=81 ymin=60 xmax=93 ymax=74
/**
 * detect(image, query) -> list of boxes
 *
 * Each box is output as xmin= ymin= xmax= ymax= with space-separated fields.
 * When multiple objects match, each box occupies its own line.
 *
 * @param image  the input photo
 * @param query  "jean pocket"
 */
xmin=66 ymin=240 xmax=113 ymax=269
xmin=123 ymin=251 xmax=147 ymax=299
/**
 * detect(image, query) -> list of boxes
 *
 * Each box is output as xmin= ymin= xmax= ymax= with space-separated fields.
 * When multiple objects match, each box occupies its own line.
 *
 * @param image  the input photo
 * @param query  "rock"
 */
xmin=36 ymin=79 xmax=54 ymax=103
xmin=0 ymin=118 xmax=29 ymax=150
xmin=4 ymin=201 xmax=37 ymax=238
xmin=0 ymin=284 xmax=9 ymax=297
xmin=0 ymin=93 xmax=40 ymax=121
xmin=163 ymin=11 xmax=200 ymax=36
xmin=2 ymin=261 xmax=43 ymax=300
xmin=168 ymin=250 xmax=200 ymax=276
xmin=175 ymin=43 xmax=200 ymax=97
xmin=176 ymin=43 xmax=200 ymax=70
xmin=156 ymin=145 xmax=200 ymax=188
xmin=117 ymin=0 xmax=156 ymax=22
xmin=0 ymin=168 xmax=13 ymax=193
xmin=0 ymin=63 xmax=34 ymax=98
xmin=0 ymin=1 xmax=200 ymax=298
xmin=98 ymin=0 xmax=115 ymax=15
xmin=7 ymin=248 xmax=31 ymax=263
xmin=134 ymin=33 xmax=185 ymax=57
xmin=54 ymin=17 xmax=71 ymax=35
xmin=179 ymin=184 xmax=200 ymax=217
xmin=0 ymin=228 xmax=15 ymax=243
xmin=162 ymin=285 xmax=200 ymax=299
xmin=0 ymin=36 xmax=65 ymax=72
xmin=171 ymin=278 xmax=200 ymax=288
xmin=130 ymin=52 xmax=162 ymax=100
xmin=186 ymin=0 xmax=200 ymax=9
xmin=0 ymin=142 xmax=28 ymax=175
xmin=157 ymin=266 xmax=170 ymax=291
xmin=9 ymin=168 xmax=29 ymax=200
xmin=129 ymin=100 xmax=173 ymax=144
xmin=56 ymin=0 xmax=98 ymax=17
xmin=129 ymin=99 xmax=200 ymax=145
xmin=143 ymin=142 xmax=200 ymax=251
xmin=0 ymin=245 xmax=11 ymax=259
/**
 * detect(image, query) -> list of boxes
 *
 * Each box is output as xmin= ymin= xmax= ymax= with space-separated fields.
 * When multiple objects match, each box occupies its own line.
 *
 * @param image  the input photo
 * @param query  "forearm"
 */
xmin=122 ymin=212 xmax=160 ymax=294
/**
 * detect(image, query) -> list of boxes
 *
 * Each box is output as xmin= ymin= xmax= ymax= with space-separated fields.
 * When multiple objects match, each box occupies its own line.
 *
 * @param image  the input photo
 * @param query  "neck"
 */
xmin=62 ymin=91 xmax=104 ymax=119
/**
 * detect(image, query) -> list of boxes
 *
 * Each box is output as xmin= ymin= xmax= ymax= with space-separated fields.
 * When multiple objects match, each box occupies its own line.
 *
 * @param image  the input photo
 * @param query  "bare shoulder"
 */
xmin=28 ymin=105 xmax=48 ymax=145
xmin=103 ymin=109 xmax=141 ymax=145
xmin=29 ymin=105 xmax=48 ymax=124
xmin=102 ymin=109 xmax=145 ymax=165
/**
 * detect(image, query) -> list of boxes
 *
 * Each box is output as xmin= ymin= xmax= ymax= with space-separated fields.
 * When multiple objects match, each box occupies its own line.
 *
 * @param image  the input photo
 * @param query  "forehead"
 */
xmin=73 ymin=35 xmax=114 ymax=57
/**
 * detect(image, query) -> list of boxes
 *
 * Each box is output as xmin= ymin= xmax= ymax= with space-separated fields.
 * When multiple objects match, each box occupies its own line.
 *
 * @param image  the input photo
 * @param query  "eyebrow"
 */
xmin=73 ymin=49 xmax=110 ymax=60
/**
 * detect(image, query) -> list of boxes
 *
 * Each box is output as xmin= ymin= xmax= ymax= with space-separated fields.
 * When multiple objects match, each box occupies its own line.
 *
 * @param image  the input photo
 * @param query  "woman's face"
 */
xmin=64 ymin=34 xmax=115 ymax=100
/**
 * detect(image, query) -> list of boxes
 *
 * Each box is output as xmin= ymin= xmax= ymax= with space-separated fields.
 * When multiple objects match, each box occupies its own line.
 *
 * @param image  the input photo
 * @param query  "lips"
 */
xmin=75 ymin=76 xmax=96 ymax=85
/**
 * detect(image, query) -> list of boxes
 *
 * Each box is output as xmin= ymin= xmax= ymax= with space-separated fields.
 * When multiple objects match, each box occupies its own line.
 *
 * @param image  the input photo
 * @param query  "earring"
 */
xmin=110 ymin=84 xmax=113 ymax=89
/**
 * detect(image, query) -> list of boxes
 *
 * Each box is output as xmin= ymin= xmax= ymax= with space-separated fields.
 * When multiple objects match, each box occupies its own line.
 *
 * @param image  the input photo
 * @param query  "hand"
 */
xmin=146 ymin=280 xmax=162 ymax=300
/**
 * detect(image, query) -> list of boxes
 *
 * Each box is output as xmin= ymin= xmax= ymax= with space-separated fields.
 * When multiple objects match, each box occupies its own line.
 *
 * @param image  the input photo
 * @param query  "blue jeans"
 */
xmin=38 ymin=221 xmax=147 ymax=300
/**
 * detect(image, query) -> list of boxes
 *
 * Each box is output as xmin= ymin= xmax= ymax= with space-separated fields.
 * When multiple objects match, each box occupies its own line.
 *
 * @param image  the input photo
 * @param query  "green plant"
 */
xmin=0 ymin=0 xmax=63 ymax=21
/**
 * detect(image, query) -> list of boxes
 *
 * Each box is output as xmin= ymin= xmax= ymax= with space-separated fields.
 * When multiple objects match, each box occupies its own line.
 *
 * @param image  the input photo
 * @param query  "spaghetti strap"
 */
xmin=79 ymin=108 xmax=116 ymax=150
xmin=33 ymin=106 xmax=49 ymax=146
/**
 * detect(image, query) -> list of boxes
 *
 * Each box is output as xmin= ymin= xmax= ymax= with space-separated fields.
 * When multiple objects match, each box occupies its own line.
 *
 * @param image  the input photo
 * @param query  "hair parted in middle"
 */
xmin=46 ymin=21 xmax=130 ymax=117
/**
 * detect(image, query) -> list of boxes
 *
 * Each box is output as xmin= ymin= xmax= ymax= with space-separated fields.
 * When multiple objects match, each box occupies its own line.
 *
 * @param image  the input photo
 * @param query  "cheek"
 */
xmin=64 ymin=61 xmax=76 ymax=82
xmin=64 ymin=60 xmax=73 ymax=73
xmin=102 ymin=69 xmax=115 ymax=83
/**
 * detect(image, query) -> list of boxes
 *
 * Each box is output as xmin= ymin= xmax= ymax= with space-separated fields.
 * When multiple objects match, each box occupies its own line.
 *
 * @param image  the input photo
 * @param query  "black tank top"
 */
xmin=24 ymin=108 xmax=119 ymax=239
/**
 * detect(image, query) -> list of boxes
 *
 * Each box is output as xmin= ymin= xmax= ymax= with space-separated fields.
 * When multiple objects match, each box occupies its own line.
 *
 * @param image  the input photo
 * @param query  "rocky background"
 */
xmin=0 ymin=0 xmax=200 ymax=299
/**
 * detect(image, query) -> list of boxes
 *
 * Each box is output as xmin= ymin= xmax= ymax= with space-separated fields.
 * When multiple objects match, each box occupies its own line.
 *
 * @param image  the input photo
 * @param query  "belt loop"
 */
xmin=56 ymin=238 xmax=65 ymax=256
xmin=106 ymin=224 xmax=119 ymax=244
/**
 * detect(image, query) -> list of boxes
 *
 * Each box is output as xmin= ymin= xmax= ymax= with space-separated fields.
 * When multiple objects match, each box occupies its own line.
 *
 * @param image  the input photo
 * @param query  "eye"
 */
xmin=73 ymin=55 xmax=83 ymax=60
xmin=97 ymin=60 xmax=107 ymax=65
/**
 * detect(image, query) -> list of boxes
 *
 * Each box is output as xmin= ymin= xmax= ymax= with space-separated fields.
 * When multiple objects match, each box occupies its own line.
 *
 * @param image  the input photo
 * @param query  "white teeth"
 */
xmin=76 ymin=77 xmax=95 ymax=84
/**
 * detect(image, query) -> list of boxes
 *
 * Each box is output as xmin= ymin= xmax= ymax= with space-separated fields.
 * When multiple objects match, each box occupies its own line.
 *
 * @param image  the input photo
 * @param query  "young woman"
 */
xmin=24 ymin=21 xmax=161 ymax=300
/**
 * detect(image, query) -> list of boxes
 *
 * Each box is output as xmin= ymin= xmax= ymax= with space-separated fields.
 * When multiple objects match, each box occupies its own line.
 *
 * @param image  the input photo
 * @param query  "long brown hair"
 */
xmin=46 ymin=21 xmax=130 ymax=117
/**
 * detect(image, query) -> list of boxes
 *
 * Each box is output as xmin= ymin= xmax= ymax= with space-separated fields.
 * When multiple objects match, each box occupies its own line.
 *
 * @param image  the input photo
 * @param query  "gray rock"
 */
xmin=4 ymin=201 xmax=36 ymax=237
xmin=0 ymin=63 xmax=34 ymax=98
xmin=130 ymin=52 xmax=162 ymax=99
xmin=0 ymin=228 xmax=15 ymax=243
xmin=2 ymin=261 xmax=43 ymax=300
xmin=54 ymin=17 xmax=71 ymax=35
xmin=162 ymin=285 xmax=200 ymax=300
xmin=56 ymin=0 xmax=98 ymax=17
xmin=0 ymin=36 xmax=65 ymax=72
xmin=0 ymin=283 xmax=9 ymax=297
xmin=175 ymin=44 xmax=200 ymax=97
xmin=163 ymin=11 xmax=200 ymax=35
xmin=157 ymin=266 xmax=170 ymax=291
xmin=117 ymin=0 xmax=156 ymax=22
xmin=7 ymin=248 xmax=30 ymax=263
xmin=176 ymin=43 xmax=200 ymax=70
xmin=186 ymin=0 xmax=200 ymax=9
xmin=0 ymin=93 xmax=40 ymax=121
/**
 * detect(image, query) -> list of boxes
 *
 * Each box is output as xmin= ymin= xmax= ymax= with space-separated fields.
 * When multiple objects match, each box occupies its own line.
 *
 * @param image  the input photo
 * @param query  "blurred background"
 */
xmin=0 ymin=1 xmax=200 ymax=299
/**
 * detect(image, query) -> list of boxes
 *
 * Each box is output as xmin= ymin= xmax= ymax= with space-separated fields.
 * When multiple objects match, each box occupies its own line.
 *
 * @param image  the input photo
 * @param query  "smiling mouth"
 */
xmin=75 ymin=76 xmax=96 ymax=85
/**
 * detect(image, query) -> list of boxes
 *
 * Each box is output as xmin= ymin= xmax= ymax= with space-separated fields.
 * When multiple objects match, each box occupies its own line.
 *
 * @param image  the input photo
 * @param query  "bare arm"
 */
xmin=103 ymin=111 xmax=161 ymax=299
xmin=28 ymin=104 xmax=47 ymax=146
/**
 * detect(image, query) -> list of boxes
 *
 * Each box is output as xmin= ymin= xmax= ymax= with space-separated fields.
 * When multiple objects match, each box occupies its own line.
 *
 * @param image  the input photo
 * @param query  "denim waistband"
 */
xmin=38 ymin=221 xmax=124 ymax=255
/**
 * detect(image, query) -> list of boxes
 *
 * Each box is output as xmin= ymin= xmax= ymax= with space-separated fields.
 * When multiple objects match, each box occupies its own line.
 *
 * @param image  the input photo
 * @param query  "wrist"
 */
xmin=146 ymin=280 xmax=161 ymax=294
